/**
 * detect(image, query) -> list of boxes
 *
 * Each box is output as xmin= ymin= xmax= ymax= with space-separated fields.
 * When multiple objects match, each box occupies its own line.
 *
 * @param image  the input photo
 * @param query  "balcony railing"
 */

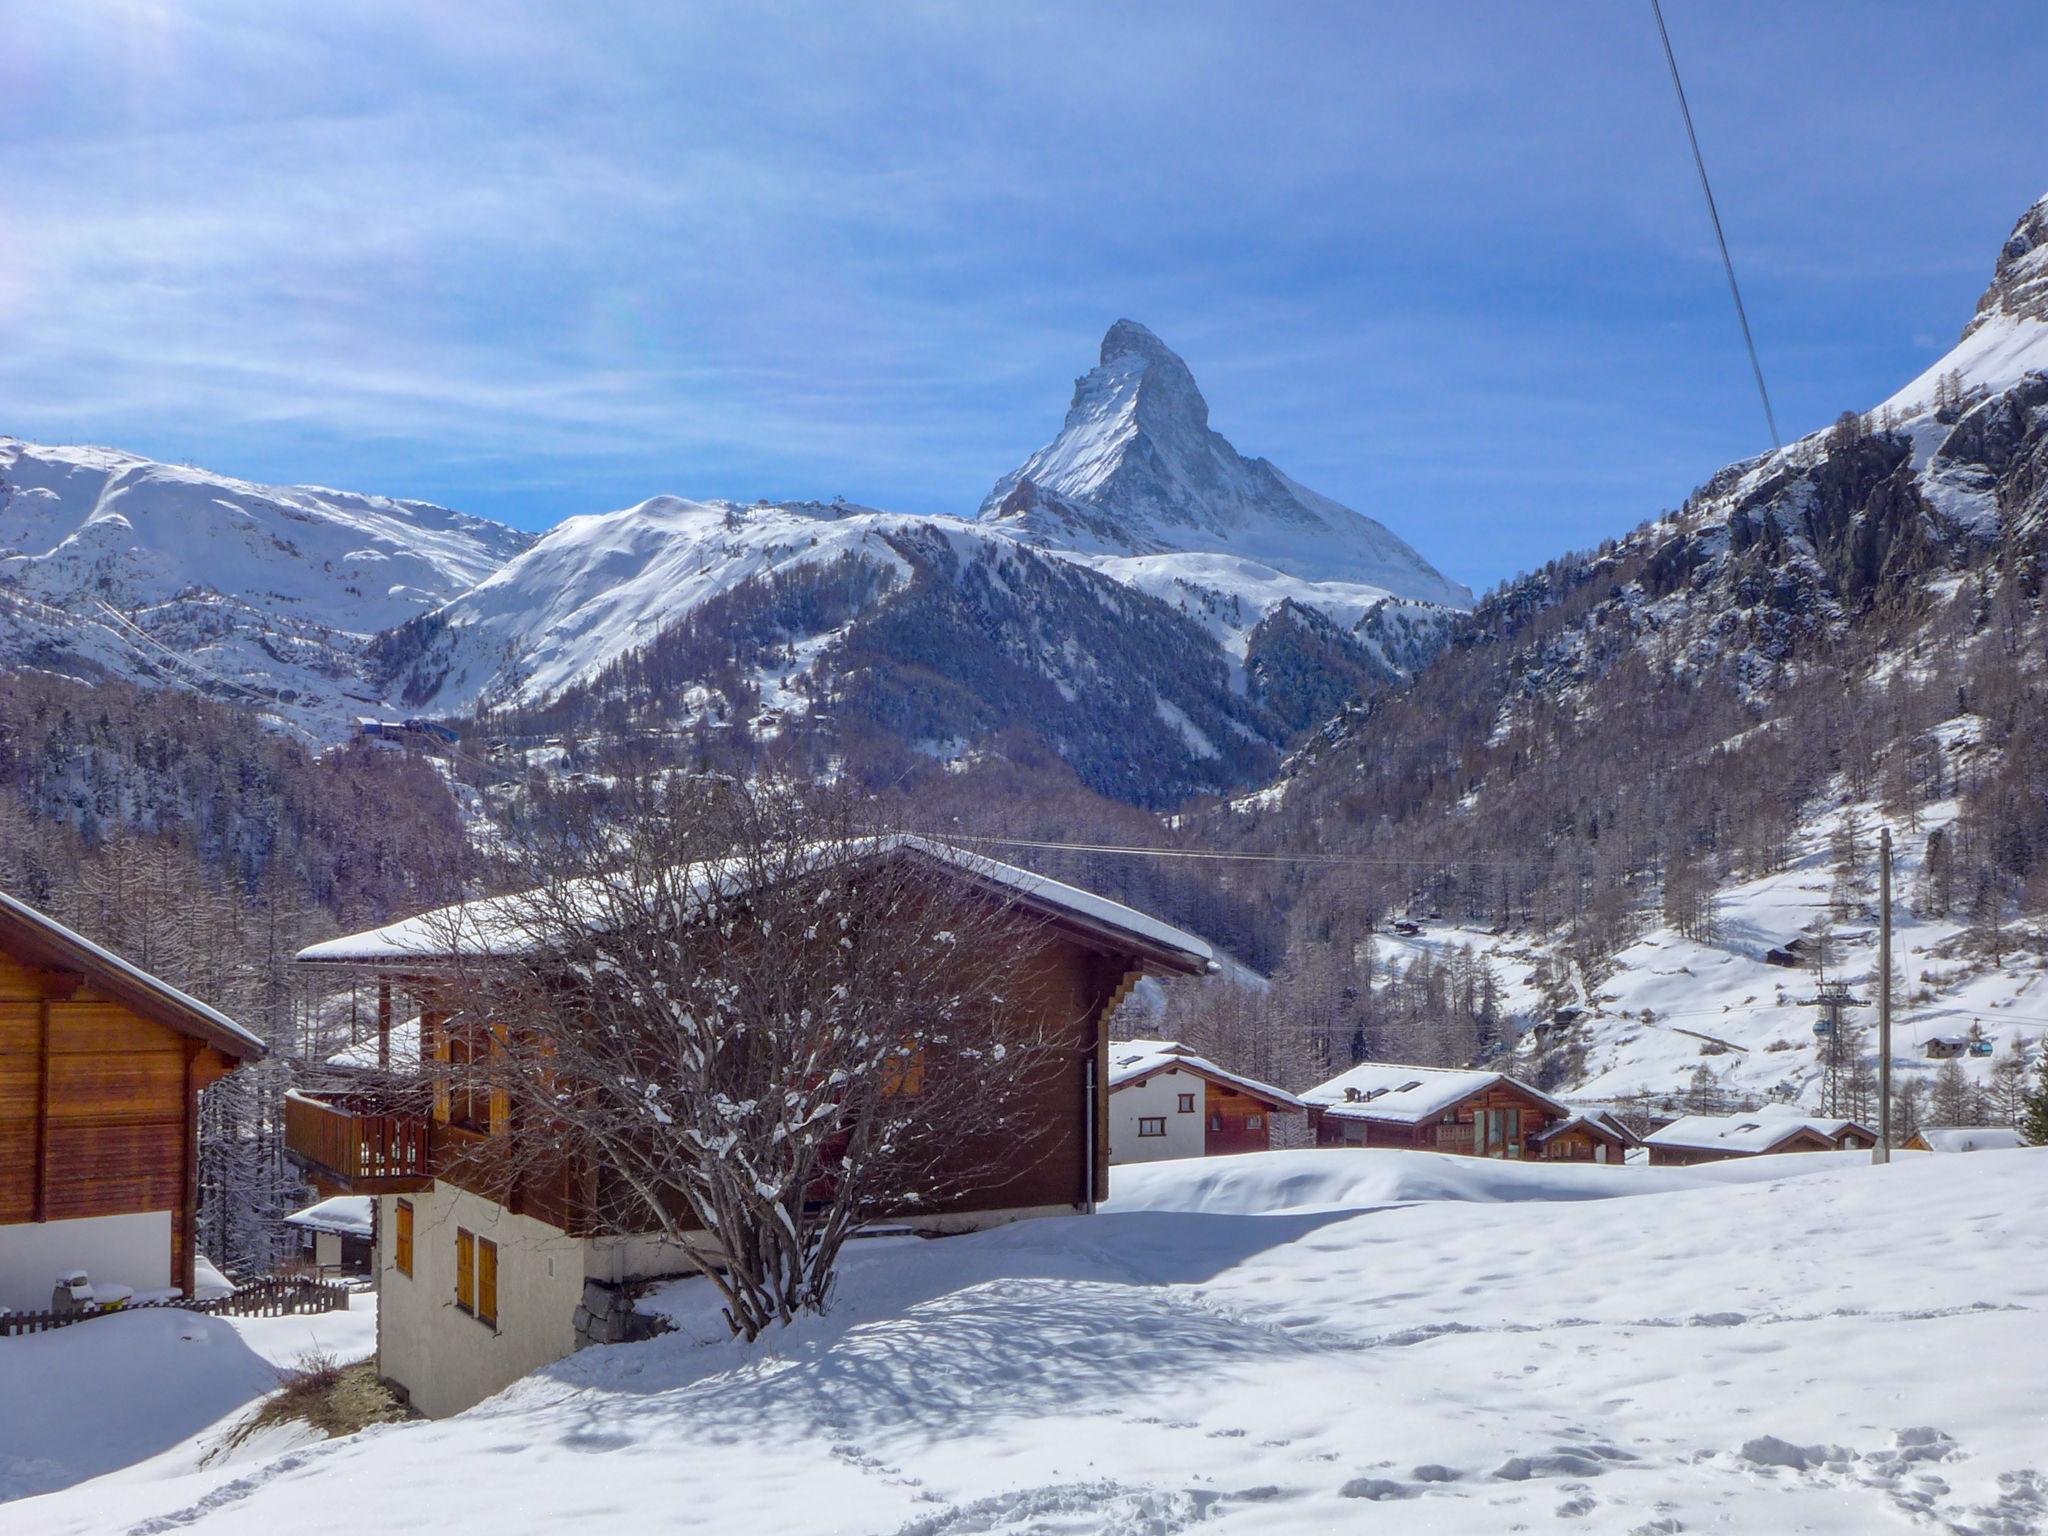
xmin=284 ymin=1090 xmax=433 ymax=1192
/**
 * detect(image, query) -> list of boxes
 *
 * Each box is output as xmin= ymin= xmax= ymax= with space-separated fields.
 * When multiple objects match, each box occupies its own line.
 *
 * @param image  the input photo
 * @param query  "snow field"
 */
xmin=1 ymin=1298 xmax=377 ymax=1504
xmin=14 ymin=1148 xmax=2047 ymax=1535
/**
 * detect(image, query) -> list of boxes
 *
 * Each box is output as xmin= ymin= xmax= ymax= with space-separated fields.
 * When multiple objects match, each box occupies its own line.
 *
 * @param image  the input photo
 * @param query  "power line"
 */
xmin=940 ymin=833 xmax=1567 ymax=872
xmin=1650 ymin=0 xmax=1781 ymax=449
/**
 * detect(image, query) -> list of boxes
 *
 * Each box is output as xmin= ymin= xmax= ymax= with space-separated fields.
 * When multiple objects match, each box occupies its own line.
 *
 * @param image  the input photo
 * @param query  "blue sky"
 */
xmin=3 ymin=1 xmax=2044 ymax=592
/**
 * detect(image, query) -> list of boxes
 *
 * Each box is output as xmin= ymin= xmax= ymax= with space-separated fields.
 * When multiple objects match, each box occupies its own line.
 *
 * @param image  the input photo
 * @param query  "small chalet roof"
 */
xmin=283 ymin=1195 xmax=374 ymax=1238
xmin=0 ymin=887 xmax=264 ymax=1060
xmin=1914 ymin=1126 xmax=2027 ymax=1154
xmin=1532 ymin=1107 xmax=1642 ymax=1148
xmin=1643 ymin=1105 xmax=1870 ymax=1155
xmin=325 ymin=1015 xmax=423 ymax=1071
xmin=296 ymin=836 xmax=1214 ymax=977
xmin=1107 ymin=1038 xmax=1305 ymax=1110
xmin=1301 ymin=1061 xmax=1568 ymax=1125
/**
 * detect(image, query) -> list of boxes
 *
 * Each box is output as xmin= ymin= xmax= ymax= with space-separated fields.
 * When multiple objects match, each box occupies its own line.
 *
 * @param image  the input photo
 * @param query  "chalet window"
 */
xmin=446 ymin=1033 xmax=488 ymax=1133
xmin=1246 ymin=1114 xmax=1263 ymax=1131
xmin=394 ymin=1199 xmax=415 ymax=1278
xmin=1209 ymin=1112 xmax=1223 ymax=1131
xmin=1177 ymin=1094 xmax=1195 ymax=1113
xmin=477 ymin=1238 xmax=499 ymax=1329
xmin=1478 ymin=1107 xmax=1524 ymax=1158
xmin=1137 ymin=1117 xmax=1166 ymax=1137
xmin=455 ymin=1227 xmax=475 ymax=1313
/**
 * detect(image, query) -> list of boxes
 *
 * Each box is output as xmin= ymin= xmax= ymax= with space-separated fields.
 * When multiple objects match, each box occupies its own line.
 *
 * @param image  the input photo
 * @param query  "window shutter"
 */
xmin=477 ymin=1238 xmax=498 ymax=1328
xmin=394 ymin=1199 xmax=415 ymax=1278
xmin=489 ymin=1025 xmax=511 ymax=1133
xmin=456 ymin=1227 xmax=474 ymax=1312
xmin=429 ymin=1014 xmax=451 ymax=1124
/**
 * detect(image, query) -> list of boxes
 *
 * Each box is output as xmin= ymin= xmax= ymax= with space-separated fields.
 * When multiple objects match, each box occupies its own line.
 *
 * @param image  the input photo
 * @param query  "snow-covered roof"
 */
xmin=0 ymin=887 xmax=264 ymax=1059
xmin=325 ymin=1015 xmax=423 ymax=1070
xmin=1300 ymin=1061 xmax=1567 ymax=1125
xmin=1644 ymin=1105 xmax=1871 ymax=1155
xmin=296 ymin=836 xmax=1213 ymax=975
xmin=1106 ymin=1038 xmax=1305 ymax=1109
xmin=1533 ymin=1108 xmax=1641 ymax=1147
xmin=1913 ymin=1126 xmax=2027 ymax=1154
xmin=283 ymin=1195 xmax=374 ymax=1238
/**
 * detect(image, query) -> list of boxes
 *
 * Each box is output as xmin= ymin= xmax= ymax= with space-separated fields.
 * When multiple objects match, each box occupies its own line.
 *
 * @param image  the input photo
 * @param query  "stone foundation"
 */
xmin=572 ymin=1277 xmax=673 ymax=1349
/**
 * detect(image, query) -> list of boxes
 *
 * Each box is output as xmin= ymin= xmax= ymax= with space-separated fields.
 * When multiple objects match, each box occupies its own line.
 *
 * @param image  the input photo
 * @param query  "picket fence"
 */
xmin=0 ymin=1275 xmax=350 ymax=1338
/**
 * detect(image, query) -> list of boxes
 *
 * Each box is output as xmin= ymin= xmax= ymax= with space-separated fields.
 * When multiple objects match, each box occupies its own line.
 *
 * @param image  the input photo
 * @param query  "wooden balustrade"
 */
xmin=284 ymin=1090 xmax=432 ymax=1191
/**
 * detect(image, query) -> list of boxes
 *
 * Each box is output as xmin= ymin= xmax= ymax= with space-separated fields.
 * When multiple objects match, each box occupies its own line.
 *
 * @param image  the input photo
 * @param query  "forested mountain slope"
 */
xmin=386 ymin=323 xmax=1468 ymax=806
xmin=1127 ymin=191 xmax=2048 ymax=1116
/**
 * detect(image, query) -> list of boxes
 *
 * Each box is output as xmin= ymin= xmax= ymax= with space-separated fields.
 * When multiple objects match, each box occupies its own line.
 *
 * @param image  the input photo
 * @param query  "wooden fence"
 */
xmin=0 ymin=1276 xmax=350 ymax=1338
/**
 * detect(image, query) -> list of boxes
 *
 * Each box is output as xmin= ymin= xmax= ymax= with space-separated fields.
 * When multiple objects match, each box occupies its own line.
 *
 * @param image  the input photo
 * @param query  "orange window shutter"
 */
xmin=489 ymin=1024 xmax=510 ymax=1133
xmin=430 ymin=1016 xmax=451 ymax=1124
xmin=477 ymin=1238 xmax=498 ymax=1327
xmin=395 ymin=1199 xmax=414 ymax=1277
xmin=456 ymin=1227 xmax=474 ymax=1312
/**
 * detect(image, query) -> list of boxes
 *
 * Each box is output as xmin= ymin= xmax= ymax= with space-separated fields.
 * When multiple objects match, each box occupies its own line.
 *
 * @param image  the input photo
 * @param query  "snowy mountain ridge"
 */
xmin=1236 ymin=189 xmax=2048 ymax=1116
xmin=0 ymin=438 xmax=531 ymax=736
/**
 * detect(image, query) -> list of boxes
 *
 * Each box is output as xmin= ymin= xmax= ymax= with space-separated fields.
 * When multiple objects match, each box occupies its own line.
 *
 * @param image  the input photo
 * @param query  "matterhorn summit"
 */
xmin=979 ymin=320 xmax=1470 ymax=607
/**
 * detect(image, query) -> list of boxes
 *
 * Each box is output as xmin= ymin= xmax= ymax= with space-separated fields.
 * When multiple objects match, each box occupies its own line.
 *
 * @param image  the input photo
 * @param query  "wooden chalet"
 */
xmin=283 ymin=836 xmax=1214 ymax=1416
xmin=1643 ymin=1108 xmax=1876 ymax=1166
xmin=1105 ymin=1039 xmax=1304 ymax=1163
xmin=1529 ymin=1107 xmax=1641 ymax=1164
xmin=0 ymin=888 xmax=265 ymax=1312
xmin=1902 ymin=1126 xmax=2028 ymax=1154
xmin=1300 ymin=1061 xmax=1575 ymax=1159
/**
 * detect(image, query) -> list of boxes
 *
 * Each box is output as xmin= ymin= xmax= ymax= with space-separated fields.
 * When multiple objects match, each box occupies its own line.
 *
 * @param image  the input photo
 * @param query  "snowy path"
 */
xmin=14 ymin=1151 xmax=2047 ymax=1535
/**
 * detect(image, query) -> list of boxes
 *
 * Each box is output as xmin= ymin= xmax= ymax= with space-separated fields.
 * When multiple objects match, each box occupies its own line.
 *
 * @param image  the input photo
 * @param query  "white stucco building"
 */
xmin=1106 ymin=1040 xmax=1303 ymax=1164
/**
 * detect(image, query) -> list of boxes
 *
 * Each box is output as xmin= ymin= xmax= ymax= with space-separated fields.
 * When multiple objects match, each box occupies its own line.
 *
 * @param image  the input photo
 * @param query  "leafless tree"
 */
xmin=407 ymin=777 xmax=1069 ymax=1340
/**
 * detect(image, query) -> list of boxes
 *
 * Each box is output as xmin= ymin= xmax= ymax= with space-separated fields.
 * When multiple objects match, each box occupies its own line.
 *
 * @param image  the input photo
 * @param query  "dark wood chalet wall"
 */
xmin=401 ymin=917 xmax=1139 ymax=1234
xmin=0 ymin=953 xmax=234 ymax=1293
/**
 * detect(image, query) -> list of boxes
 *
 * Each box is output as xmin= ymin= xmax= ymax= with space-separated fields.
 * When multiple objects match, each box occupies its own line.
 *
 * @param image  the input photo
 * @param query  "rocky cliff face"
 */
xmin=1965 ymin=192 xmax=2048 ymax=336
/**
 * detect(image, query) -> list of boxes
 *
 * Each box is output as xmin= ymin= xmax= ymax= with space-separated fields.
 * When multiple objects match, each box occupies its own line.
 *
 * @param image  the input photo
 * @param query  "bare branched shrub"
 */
xmin=409 ymin=778 xmax=1068 ymax=1340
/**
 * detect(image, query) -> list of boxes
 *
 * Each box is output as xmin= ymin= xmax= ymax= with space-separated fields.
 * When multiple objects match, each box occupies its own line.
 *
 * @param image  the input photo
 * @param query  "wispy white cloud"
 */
xmin=2 ymin=0 xmax=2044 ymax=582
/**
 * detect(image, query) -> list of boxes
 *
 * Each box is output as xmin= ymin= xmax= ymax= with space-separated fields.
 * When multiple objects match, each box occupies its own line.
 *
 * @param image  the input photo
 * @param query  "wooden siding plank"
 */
xmin=45 ymin=1049 xmax=185 ymax=1122
xmin=42 ymin=1119 xmax=182 ymax=1218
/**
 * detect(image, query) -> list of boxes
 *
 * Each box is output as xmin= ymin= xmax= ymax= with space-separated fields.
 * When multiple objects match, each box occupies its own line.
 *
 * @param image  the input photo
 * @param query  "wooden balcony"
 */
xmin=284 ymin=1090 xmax=433 ymax=1193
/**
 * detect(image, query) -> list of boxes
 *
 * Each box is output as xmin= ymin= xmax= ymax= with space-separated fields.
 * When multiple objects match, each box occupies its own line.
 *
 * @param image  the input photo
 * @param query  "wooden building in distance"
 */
xmin=1301 ymin=1062 xmax=1575 ymax=1159
xmin=1643 ymin=1108 xmax=1875 ymax=1166
xmin=284 ymin=837 xmax=1215 ymax=1417
xmin=1530 ymin=1108 xmax=1641 ymax=1164
xmin=1106 ymin=1039 xmax=1303 ymax=1163
xmin=0 ymin=888 xmax=265 ymax=1312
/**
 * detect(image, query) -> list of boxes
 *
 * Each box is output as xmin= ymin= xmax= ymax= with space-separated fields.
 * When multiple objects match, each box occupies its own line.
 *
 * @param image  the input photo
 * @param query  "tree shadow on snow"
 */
xmin=504 ymin=1205 xmax=1372 ymax=1452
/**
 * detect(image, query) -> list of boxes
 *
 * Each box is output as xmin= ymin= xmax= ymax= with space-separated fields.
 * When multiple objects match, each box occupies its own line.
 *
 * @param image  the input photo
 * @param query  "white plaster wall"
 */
xmin=1108 ymin=1068 xmax=1206 ymax=1164
xmin=0 ymin=1211 xmax=172 ymax=1311
xmin=376 ymin=1185 xmax=588 ymax=1419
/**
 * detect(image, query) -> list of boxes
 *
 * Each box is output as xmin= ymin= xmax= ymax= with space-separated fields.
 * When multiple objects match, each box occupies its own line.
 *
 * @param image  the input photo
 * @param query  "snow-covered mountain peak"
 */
xmin=979 ymin=322 xmax=1471 ymax=607
xmin=1883 ymin=191 xmax=2048 ymax=417
xmin=0 ymin=435 xmax=530 ymax=735
xmin=1964 ymin=189 xmax=2048 ymax=337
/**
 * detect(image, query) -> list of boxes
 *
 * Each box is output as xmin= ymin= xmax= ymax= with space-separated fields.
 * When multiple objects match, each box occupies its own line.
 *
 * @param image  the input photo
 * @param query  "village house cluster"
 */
xmin=0 ymin=850 xmax=2035 ymax=1415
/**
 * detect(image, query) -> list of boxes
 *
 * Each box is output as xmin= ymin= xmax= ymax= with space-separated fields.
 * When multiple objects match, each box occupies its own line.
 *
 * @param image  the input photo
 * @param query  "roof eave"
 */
xmin=0 ymin=891 xmax=265 ymax=1060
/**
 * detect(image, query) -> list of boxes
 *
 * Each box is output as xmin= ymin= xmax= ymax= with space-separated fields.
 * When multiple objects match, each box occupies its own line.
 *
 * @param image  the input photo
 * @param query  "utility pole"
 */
xmin=1876 ymin=826 xmax=1893 ymax=1164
